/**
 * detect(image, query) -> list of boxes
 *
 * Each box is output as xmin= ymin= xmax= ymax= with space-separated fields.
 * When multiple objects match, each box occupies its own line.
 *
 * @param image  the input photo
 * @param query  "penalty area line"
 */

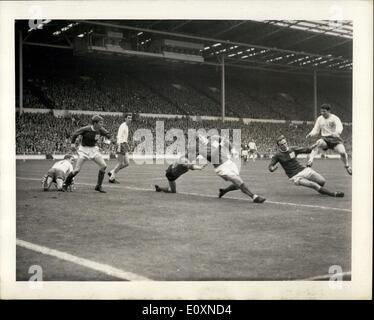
xmin=16 ymin=239 xmax=151 ymax=281
xmin=16 ymin=177 xmax=351 ymax=212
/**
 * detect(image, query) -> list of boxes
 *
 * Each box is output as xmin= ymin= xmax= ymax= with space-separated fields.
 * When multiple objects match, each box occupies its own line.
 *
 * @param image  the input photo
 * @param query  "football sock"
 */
xmin=97 ymin=170 xmax=105 ymax=186
xmin=64 ymin=172 xmax=76 ymax=186
xmin=221 ymin=184 xmax=239 ymax=197
xmin=239 ymin=183 xmax=255 ymax=198
xmin=318 ymin=187 xmax=336 ymax=197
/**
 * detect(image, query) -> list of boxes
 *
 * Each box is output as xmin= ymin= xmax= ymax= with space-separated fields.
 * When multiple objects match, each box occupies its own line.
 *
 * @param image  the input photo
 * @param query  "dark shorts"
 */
xmin=47 ymin=168 xmax=65 ymax=182
xmin=322 ymin=136 xmax=344 ymax=150
xmin=166 ymin=171 xmax=178 ymax=182
xmin=165 ymin=166 xmax=179 ymax=182
xmin=249 ymin=149 xmax=256 ymax=154
xmin=116 ymin=142 xmax=129 ymax=155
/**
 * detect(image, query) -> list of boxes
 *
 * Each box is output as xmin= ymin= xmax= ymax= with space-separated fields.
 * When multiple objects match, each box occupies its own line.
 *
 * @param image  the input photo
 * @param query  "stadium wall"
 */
xmin=16 ymin=154 xmax=340 ymax=160
xmin=15 ymin=108 xmax=352 ymax=125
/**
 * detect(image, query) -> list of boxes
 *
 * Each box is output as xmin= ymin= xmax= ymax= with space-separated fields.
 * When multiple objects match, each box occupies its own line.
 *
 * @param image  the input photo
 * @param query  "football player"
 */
xmin=155 ymin=155 xmax=206 ymax=193
xmin=199 ymin=134 xmax=266 ymax=203
xmin=42 ymin=154 xmax=75 ymax=191
xmin=63 ymin=115 xmax=111 ymax=193
xmin=248 ymin=138 xmax=258 ymax=162
xmin=306 ymin=103 xmax=352 ymax=175
xmin=108 ymin=113 xmax=132 ymax=184
xmin=268 ymin=135 xmax=344 ymax=197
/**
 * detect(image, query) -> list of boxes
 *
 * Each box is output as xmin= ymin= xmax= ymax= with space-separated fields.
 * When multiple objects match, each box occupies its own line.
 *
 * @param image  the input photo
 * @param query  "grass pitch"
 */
xmin=16 ymin=159 xmax=351 ymax=281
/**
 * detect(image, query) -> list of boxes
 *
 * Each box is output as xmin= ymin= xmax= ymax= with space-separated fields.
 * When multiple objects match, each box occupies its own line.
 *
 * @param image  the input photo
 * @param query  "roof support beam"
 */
xmin=212 ymin=21 xmax=248 ymax=37
xmin=319 ymin=38 xmax=352 ymax=53
xmin=250 ymin=20 xmax=300 ymax=43
xmin=23 ymin=41 xmax=73 ymax=49
xmin=76 ymin=20 xmax=348 ymax=62
xmin=169 ymin=20 xmax=191 ymax=32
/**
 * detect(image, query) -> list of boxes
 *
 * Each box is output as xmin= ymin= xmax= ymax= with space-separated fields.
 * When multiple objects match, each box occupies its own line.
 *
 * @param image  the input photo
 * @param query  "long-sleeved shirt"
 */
xmin=269 ymin=147 xmax=312 ymax=178
xmin=71 ymin=125 xmax=110 ymax=147
xmin=117 ymin=122 xmax=129 ymax=144
xmin=308 ymin=114 xmax=343 ymax=137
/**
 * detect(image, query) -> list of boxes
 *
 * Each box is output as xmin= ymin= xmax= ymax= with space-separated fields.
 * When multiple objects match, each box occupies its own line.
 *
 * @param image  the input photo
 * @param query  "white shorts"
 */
xmin=242 ymin=150 xmax=249 ymax=156
xmin=78 ymin=146 xmax=101 ymax=160
xmin=289 ymin=167 xmax=317 ymax=185
xmin=215 ymin=159 xmax=243 ymax=184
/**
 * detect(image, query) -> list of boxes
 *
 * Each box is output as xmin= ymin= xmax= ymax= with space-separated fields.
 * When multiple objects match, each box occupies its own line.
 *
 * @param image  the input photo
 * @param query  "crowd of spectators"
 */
xmin=21 ymin=58 xmax=352 ymax=122
xmin=16 ymin=112 xmax=352 ymax=156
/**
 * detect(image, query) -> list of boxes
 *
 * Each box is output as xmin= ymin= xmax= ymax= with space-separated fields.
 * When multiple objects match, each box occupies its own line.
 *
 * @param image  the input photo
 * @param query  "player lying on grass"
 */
xmin=306 ymin=103 xmax=352 ymax=175
xmin=41 ymin=154 xmax=75 ymax=191
xmin=199 ymin=134 xmax=266 ymax=203
xmin=268 ymin=135 xmax=344 ymax=197
xmin=63 ymin=115 xmax=111 ymax=193
xmin=155 ymin=155 xmax=206 ymax=193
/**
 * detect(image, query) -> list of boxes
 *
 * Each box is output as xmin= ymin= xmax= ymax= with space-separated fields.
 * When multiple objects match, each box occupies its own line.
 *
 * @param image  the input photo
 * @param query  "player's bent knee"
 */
xmin=319 ymin=177 xmax=326 ymax=186
xmin=294 ymin=178 xmax=301 ymax=186
xmin=100 ymin=166 xmax=107 ymax=172
xmin=316 ymin=139 xmax=325 ymax=147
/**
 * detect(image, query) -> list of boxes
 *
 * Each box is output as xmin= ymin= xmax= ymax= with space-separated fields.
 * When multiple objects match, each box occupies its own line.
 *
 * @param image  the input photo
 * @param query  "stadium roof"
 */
xmin=19 ymin=19 xmax=353 ymax=76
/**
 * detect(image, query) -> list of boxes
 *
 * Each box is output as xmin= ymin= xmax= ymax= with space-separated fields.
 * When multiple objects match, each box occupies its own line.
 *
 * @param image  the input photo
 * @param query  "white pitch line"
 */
xmin=16 ymin=239 xmax=151 ymax=281
xmin=17 ymin=177 xmax=351 ymax=212
xmin=266 ymin=200 xmax=351 ymax=212
xmin=301 ymin=271 xmax=351 ymax=281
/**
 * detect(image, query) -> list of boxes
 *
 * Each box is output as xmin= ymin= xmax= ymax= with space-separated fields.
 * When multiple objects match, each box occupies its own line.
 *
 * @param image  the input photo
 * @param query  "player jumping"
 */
xmin=63 ymin=115 xmax=111 ymax=193
xmin=268 ymin=135 xmax=344 ymax=197
xmin=41 ymin=154 xmax=75 ymax=191
xmin=108 ymin=113 xmax=132 ymax=184
xmin=199 ymin=134 xmax=266 ymax=203
xmin=155 ymin=156 xmax=206 ymax=193
xmin=306 ymin=103 xmax=352 ymax=175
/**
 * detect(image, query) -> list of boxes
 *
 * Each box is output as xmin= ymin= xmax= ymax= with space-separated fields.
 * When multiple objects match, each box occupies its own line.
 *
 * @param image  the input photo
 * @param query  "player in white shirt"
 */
xmin=306 ymin=103 xmax=352 ymax=175
xmin=108 ymin=113 xmax=132 ymax=183
xmin=248 ymin=139 xmax=258 ymax=162
xmin=42 ymin=154 xmax=75 ymax=191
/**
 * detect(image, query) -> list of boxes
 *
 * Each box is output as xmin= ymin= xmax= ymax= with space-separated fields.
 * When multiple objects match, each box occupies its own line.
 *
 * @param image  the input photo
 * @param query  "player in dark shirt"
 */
xmin=268 ymin=135 xmax=344 ymax=197
xmin=155 ymin=156 xmax=206 ymax=193
xmin=63 ymin=115 xmax=111 ymax=193
xmin=199 ymin=134 xmax=266 ymax=203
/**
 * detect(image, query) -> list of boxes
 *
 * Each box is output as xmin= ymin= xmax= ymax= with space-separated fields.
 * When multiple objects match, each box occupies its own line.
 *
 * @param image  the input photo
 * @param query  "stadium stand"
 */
xmin=21 ymin=57 xmax=352 ymax=122
xmin=16 ymin=112 xmax=352 ymax=156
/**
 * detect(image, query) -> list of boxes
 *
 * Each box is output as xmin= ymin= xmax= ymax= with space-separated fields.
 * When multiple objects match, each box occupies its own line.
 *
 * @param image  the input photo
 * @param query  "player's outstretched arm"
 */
xmin=306 ymin=118 xmax=321 ymax=139
xmin=306 ymin=132 xmax=318 ymax=139
xmin=294 ymin=147 xmax=313 ymax=155
xmin=268 ymin=156 xmax=279 ymax=172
